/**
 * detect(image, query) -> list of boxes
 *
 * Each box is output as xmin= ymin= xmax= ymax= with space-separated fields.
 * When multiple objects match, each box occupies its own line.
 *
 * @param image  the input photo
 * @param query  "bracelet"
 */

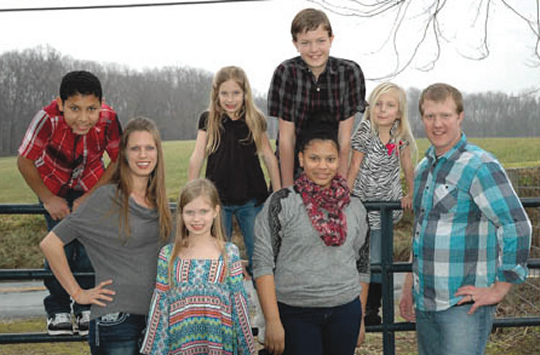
xmin=71 ymin=288 xmax=83 ymax=301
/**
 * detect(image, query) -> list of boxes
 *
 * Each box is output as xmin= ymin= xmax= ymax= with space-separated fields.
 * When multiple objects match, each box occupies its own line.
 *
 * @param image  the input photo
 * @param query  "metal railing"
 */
xmin=1 ymin=199 xmax=540 ymax=354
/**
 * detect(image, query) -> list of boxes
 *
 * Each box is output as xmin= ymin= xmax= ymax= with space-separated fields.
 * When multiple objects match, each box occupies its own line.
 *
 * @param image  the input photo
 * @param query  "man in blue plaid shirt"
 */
xmin=399 ymin=83 xmax=532 ymax=355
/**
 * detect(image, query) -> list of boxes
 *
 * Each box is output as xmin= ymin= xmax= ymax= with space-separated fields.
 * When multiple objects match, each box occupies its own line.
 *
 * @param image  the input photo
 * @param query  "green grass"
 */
xmin=412 ymin=137 xmax=540 ymax=167
xmin=0 ymin=317 xmax=89 ymax=354
xmin=0 ymin=140 xmax=196 ymax=204
xmin=3 ymin=137 xmax=540 ymax=204
xmin=0 ymin=156 xmax=36 ymax=204
xmin=162 ymin=140 xmax=195 ymax=201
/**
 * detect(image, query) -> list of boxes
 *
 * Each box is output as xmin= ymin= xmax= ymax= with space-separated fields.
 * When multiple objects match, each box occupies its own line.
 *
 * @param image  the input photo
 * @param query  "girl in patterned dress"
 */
xmin=141 ymin=178 xmax=255 ymax=355
xmin=346 ymin=82 xmax=417 ymax=326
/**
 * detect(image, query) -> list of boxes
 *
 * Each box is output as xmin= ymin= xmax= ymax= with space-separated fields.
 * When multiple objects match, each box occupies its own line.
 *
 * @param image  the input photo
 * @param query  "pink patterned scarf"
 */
xmin=294 ymin=173 xmax=351 ymax=246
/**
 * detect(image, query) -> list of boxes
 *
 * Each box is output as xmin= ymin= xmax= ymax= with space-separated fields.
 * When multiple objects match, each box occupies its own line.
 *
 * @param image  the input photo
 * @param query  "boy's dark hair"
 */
xmin=59 ymin=70 xmax=103 ymax=103
xmin=298 ymin=112 xmax=339 ymax=152
xmin=291 ymin=8 xmax=333 ymax=42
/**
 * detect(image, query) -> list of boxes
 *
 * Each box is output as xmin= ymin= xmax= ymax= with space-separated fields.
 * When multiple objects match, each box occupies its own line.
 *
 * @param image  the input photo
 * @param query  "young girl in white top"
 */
xmin=347 ymin=82 xmax=417 ymax=325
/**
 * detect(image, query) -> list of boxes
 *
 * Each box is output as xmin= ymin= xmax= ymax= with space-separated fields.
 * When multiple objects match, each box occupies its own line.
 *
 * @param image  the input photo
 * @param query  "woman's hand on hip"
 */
xmin=73 ymin=279 xmax=115 ymax=307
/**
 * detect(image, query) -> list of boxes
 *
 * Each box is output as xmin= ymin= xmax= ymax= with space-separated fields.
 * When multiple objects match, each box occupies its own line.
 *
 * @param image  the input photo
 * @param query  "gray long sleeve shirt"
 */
xmin=253 ymin=187 xmax=370 ymax=308
xmin=53 ymin=184 xmax=166 ymax=319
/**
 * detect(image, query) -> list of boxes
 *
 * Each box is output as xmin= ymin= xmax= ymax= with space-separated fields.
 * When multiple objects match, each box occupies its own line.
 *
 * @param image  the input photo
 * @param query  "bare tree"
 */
xmin=310 ymin=0 xmax=540 ymax=81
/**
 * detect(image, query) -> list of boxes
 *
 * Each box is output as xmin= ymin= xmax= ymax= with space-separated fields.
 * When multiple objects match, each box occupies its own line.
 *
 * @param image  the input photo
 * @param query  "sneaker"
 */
xmin=256 ymin=321 xmax=266 ymax=345
xmin=247 ymin=281 xmax=266 ymax=345
xmin=47 ymin=313 xmax=74 ymax=335
xmin=75 ymin=310 xmax=91 ymax=336
xmin=364 ymin=313 xmax=382 ymax=326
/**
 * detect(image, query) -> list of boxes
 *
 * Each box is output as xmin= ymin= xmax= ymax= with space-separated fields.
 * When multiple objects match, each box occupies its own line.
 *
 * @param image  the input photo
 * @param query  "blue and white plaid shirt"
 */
xmin=412 ymin=134 xmax=531 ymax=312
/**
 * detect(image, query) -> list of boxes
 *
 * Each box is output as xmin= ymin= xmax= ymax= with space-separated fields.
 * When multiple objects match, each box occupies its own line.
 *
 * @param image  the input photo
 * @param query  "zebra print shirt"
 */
xmin=351 ymin=119 xmax=407 ymax=229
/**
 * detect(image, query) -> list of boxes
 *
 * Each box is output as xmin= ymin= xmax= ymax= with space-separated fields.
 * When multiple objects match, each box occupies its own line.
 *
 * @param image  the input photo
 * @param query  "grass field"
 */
xmin=2 ymin=137 xmax=540 ymax=204
xmin=0 ymin=140 xmax=195 ymax=204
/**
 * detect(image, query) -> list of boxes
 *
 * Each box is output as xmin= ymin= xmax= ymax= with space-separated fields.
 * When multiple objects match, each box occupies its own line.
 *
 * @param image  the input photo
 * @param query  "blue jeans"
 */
xmin=89 ymin=313 xmax=147 ymax=355
xmin=222 ymin=199 xmax=262 ymax=271
xmin=278 ymin=298 xmax=362 ymax=355
xmin=416 ymin=304 xmax=495 ymax=355
xmin=42 ymin=189 xmax=94 ymax=317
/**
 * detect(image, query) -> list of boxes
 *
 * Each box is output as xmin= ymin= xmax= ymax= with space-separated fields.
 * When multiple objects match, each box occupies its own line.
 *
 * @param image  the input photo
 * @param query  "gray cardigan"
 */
xmin=253 ymin=187 xmax=370 ymax=308
xmin=53 ymin=184 xmax=165 ymax=319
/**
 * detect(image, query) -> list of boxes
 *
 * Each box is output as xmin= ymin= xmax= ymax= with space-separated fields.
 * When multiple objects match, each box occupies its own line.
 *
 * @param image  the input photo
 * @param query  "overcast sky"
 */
xmin=0 ymin=0 xmax=538 ymax=96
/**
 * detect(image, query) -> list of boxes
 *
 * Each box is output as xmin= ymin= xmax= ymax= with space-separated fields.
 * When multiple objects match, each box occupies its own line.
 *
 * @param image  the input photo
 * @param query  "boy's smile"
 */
xmin=57 ymin=94 xmax=101 ymax=135
xmin=294 ymin=25 xmax=334 ymax=79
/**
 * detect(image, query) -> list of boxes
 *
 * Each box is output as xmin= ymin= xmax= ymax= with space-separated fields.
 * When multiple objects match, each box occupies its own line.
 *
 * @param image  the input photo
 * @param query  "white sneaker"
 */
xmin=47 ymin=313 xmax=74 ymax=336
xmin=75 ymin=310 xmax=91 ymax=336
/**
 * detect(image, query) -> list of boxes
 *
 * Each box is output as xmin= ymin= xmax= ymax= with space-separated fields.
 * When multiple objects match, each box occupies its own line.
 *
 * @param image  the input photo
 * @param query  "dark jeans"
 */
xmin=278 ymin=297 xmax=362 ymax=355
xmin=89 ymin=313 xmax=147 ymax=355
xmin=42 ymin=189 xmax=94 ymax=317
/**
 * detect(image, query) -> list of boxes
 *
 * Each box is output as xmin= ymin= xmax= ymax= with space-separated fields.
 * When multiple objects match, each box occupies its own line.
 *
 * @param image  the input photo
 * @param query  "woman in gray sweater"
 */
xmin=40 ymin=117 xmax=172 ymax=354
xmin=253 ymin=123 xmax=370 ymax=355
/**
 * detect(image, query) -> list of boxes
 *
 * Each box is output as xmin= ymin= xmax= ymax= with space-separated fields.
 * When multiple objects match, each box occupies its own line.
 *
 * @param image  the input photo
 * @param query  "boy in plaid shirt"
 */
xmin=17 ymin=70 xmax=122 ymax=336
xmin=267 ymin=8 xmax=366 ymax=187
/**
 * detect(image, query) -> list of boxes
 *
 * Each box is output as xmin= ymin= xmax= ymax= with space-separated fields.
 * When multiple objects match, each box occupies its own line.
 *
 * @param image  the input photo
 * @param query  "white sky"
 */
xmin=0 ymin=0 xmax=538 ymax=97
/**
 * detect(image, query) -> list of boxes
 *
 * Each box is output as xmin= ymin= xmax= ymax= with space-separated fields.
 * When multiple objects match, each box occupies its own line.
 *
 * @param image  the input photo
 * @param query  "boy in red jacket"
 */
xmin=18 ymin=70 xmax=122 ymax=336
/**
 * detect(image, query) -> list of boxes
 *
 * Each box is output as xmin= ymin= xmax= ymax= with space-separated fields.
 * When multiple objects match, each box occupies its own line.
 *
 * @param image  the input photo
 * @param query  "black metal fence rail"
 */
xmin=1 ymin=200 xmax=540 ymax=354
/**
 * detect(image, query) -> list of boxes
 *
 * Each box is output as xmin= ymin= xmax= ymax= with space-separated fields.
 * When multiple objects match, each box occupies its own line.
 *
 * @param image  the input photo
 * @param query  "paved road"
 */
xmin=0 ymin=281 xmax=48 ymax=320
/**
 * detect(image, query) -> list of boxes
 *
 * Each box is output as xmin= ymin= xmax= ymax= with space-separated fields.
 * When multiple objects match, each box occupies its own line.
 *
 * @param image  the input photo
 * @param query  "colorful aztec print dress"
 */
xmin=141 ymin=242 xmax=255 ymax=355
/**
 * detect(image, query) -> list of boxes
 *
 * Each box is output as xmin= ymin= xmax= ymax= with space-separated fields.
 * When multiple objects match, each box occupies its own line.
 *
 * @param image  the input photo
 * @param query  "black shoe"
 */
xmin=47 ymin=313 xmax=74 ymax=335
xmin=365 ymin=283 xmax=382 ymax=326
xmin=365 ymin=313 xmax=382 ymax=326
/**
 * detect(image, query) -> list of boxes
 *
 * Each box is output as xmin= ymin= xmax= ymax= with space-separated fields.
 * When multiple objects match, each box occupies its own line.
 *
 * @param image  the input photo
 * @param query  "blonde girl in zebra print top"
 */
xmin=346 ymin=82 xmax=417 ymax=325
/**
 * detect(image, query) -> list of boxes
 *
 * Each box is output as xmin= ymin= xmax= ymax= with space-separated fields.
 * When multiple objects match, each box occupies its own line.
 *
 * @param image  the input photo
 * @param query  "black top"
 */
xmin=198 ymin=111 xmax=269 ymax=206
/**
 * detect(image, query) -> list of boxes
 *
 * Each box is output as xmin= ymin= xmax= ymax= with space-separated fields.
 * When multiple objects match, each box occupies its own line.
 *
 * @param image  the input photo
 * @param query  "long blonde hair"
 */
xmin=205 ymin=66 xmax=267 ymax=155
xmin=363 ymin=82 xmax=418 ymax=163
xmin=110 ymin=116 xmax=172 ymax=242
xmin=168 ymin=179 xmax=228 ymax=284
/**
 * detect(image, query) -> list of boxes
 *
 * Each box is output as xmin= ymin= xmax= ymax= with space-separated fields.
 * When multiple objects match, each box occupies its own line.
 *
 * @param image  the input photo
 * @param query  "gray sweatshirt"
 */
xmin=53 ymin=184 xmax=165 ymax=319
xmin=253 ymin=187 xmax=370 ymax=308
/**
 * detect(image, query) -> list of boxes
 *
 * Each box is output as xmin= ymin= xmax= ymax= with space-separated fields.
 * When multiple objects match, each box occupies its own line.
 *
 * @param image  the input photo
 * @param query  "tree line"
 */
xmin=0 ymin=46 xmax=538 ymax=157
xmin=406 ymin=88 xmax=540 ymax=139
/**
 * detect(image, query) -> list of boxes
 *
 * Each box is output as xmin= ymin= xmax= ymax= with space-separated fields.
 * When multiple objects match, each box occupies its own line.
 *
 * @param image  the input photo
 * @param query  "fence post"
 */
xmin=380 ymin=204 xmax=396 ymax=355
